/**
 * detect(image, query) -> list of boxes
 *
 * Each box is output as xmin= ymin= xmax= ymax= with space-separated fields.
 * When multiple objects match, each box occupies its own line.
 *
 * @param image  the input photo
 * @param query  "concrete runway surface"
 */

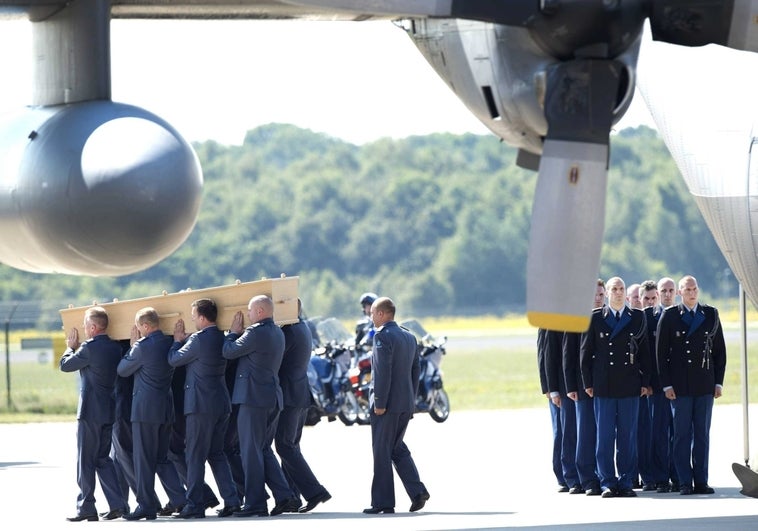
xmin=1 ymin=404 xmax=757 ymax=530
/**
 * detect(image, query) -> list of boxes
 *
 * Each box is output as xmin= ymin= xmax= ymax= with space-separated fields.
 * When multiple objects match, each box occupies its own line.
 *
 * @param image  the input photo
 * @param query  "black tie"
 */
xmin=615 ymin=311 xmax=620 ymax=321
xmin=690 ymin=310 xmax=695 ymax=319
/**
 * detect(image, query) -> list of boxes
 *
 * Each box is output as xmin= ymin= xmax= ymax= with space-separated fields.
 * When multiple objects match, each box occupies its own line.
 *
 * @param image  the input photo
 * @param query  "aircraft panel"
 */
xmin=639 ymin=31 xmax=758 ymax=308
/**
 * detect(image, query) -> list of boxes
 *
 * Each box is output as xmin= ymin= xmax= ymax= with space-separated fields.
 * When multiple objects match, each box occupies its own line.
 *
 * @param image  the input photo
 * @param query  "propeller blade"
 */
xmin=526 ymin=140 xmax=608 ymax=332
xmin=527 ymin=58 xmax=622 ymax=332
xmin=649 ymin=0 xmax=758 ymax=52
xmin=732 ymin=462 xmax=758 ymax=498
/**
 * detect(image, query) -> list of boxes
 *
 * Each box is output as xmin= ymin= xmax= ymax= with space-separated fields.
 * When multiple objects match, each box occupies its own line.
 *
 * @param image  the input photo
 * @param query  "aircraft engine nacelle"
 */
xmin=403 ymin=18 xmax=640 ymax=168
xmin=0 ymin=100 xmax=203 ymax=276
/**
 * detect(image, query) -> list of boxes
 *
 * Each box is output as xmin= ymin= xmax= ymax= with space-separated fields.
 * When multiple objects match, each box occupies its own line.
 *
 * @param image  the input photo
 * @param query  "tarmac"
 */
xmin=1 ymin=404 xmax=757 ymax=530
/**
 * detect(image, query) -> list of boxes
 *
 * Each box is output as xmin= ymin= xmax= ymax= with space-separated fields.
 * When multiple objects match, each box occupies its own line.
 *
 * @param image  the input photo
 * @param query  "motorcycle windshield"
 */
xmin=400 ymin=319 xmax=435 ymax=345
xmin=315 ymin=317 xmax=354 ymax=346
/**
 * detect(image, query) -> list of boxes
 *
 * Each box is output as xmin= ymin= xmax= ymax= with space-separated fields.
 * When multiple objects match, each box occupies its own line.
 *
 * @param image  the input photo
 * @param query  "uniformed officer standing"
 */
xmin=538 ymin=327 xmax=566 ymax=491
xmin=581 ymin=277 xmax=652 ymax=498
xmin=364 ymin=296 xmax=430 ymax=514
xmin=545 ymin=329 xmax=580 ymax=493
xmin=651 ymin=277 xmax=679 ymax=492
xmin=562 ymin=279 xmax=606 ymax=496
xmin=656 ymin=275 xmax=726 ymax=495
xmin=634 ymin=280 xmax=658 ymax=491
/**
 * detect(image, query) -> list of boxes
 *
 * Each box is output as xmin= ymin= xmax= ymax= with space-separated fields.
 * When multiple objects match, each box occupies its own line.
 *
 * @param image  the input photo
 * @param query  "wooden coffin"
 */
xmin=59 ymin=275 xmax=299 ymax=342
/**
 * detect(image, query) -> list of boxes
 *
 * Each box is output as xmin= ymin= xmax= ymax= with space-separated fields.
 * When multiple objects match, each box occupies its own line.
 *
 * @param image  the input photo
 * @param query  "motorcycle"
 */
xmin=347 ymin=345 xmax=372 ymax=425
xmin=401 ymin=319 xmax=450 ymax=423
xmin=348 ymin=319 xmax=450 ymax=424
xmin=304 ymin=317 xmax=361 ymax=426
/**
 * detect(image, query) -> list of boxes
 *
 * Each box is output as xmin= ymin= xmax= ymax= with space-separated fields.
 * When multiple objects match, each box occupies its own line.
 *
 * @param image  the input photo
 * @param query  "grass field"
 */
xmin=1 ymin=314 xmax=756 ymax=423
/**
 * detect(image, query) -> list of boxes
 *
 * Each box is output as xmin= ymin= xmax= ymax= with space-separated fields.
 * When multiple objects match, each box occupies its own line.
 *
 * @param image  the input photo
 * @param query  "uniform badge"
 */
xmin=676 ymin=331 xmax=681 ymax=337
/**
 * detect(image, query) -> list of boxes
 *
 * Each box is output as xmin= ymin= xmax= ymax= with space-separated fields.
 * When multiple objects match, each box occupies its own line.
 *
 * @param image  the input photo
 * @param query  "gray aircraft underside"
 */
xmin=0 ymin=0 xmax=757 ymax=332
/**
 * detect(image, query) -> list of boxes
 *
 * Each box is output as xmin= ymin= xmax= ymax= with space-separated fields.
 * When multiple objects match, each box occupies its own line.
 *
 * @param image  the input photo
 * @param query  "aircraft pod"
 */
xmin=0 ymin=101 xmax=203 ymax=276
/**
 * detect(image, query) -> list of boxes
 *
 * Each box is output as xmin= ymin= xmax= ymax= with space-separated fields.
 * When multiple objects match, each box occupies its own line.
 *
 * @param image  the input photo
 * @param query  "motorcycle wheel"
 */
xmin=355 ymin=396 xmax=371 ymax=425
xmin=429 ymin=388 xmax=450 ymax=423
xmin=338 ymin=391 xmax=360 ymax=426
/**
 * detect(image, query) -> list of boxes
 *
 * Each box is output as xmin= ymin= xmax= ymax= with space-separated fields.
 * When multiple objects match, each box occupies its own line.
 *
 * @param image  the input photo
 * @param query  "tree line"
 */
xmin=0 ymin=123 xmax=729 ymax=328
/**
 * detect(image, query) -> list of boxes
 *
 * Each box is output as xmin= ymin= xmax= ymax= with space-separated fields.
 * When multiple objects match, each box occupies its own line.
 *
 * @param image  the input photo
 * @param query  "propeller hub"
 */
xmin=528 ymin=0 xmax=647 ymax=59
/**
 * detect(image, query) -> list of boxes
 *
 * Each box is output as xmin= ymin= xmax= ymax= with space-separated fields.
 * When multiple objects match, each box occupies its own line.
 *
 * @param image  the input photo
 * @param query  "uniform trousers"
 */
xmin=649 ymin=391 xmax=675 ymax=485
xmin=549 ymin=400 xmax=565 ymax=486
xmin=594 ymin=396 xmax=639 ymax=491
xmin=275 ymin=406 xmax=328 ymax=501
xmin=132 ymin=421 xmax=186 ymax=513
xmin=671 ymin=394 xmax=714 ymax=487
xmin=262 ymin=408 xmax=295 ymax=504
xmin=75 ymin=420 xmax=126 ymax=515
xmin=223 ymin=404 xmax=245 ymax=499
xmin=111 ymin=415 xmax=138 ymax=510
xmin=185 ymin=412 xmax=240 ymax=511
xmin=635 ymin=396 xmax=654 ymax=486
xmin=558 ymin=396 xmax=579 ymax=488
xmin=370 ymin=411 xmax=427 ymax=509
xmin=237 ymin=405 xmax=293 ymax=510
xmin=574 ymin=399 xmax=599 ymax=490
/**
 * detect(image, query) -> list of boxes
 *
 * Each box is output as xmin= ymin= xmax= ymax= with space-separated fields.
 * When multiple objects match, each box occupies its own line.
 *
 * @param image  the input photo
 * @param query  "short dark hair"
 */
xmin=640 ymin=279 xmax=657 ymax=292
xmin=193 ymin=298 xmax=217 ymax=322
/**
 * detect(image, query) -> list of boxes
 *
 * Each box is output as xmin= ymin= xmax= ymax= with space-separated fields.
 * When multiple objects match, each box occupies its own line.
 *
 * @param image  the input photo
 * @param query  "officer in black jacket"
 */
xmin=275 ymin=299 xmax=331 ymax=513
xmin=545 ymin=329 xmax=580 ymax=493
xmin=562 ymin=278 xmax=606 ymax=496
xmin=656 ymin=275 xmax=726 ymax=495
xmin=538 ymin=327 xmax=565 ymax=491
xmin=581 ymin=277 xmax=652 ymax=498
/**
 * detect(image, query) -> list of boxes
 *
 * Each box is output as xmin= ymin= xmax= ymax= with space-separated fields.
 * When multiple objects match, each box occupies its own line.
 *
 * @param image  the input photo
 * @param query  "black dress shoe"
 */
xmin=642 ymin=483 xmax=658 ymax=492
xmin=174 ymin=507 xmax=205 ymax=519
xmin=670 ymin=481 xmax=681 ymax=492
xmin=601 ymin=488 xmax=616 ymax=498
xmin=270 ymin=497 xmax=301 ymax=516
xmin=123 ymin=509 xmax=157 ymax=521
xmin=363 ymin=507 xmax=394 ymax=514
xmin=409 ymin=491 xmax=430 ymax=512
xmin=693 ymin=484 xmax=715 ymax=494
xmin=233 ymin=506 xmax=269 ymax=517
xmin=656 ymin=482 xmax=671 ymax=493
xmin=158 ymin=503 xmax=184 ymax=517
xmin=586 ymin=487 xmax=602 ymax=496
xmin=66 ymin=513 xmax=98 ymax=522
xmin=216 ymin=505 xmax=240 ymax=518
xmin=679 ymin=485 xmax=693 ymax=495
xmin=99 ymin=509 xmax=124 ymax=520
xmin=204 ymin=497 xmax=220 ymax=509
xmin=617 ymin=488 xmax=637 ymax=497
xmin=299 ymin=490 xmax=332 ymax=513
xmin=557 ymin=484 xmax=570 ymax=493
xmin=569 ymin=485 xmax=584 ymax=494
